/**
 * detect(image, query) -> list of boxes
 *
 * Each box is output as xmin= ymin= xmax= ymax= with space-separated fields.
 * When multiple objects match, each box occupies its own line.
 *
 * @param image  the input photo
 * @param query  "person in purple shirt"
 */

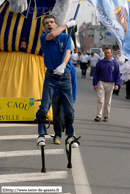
xmin=93 ymin=47 xmax=121 ymax=122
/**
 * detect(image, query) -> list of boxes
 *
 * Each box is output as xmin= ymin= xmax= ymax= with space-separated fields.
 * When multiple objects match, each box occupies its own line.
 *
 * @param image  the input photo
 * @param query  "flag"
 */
xmin=88 ymin=0 xmax=130 ymax=59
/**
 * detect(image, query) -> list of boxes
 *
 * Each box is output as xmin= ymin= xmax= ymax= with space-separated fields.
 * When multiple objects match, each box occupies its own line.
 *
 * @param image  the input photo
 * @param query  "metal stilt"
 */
xmin=41 ymin=146 xmax=46 ymax=173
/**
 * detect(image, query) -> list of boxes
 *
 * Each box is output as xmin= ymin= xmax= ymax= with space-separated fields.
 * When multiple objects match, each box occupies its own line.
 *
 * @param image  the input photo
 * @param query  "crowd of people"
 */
xmin=70 ymin=47 xmax=130 ymax=100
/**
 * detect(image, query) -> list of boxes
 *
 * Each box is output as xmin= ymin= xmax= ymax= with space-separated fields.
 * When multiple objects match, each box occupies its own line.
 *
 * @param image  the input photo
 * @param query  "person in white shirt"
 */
xmin=87 ymin=52 xmax=100 ymax=79
xmin=70 ymin=48 xmax=79 ymax=67
xmin=80 ymin=50 xmax=89 ymax=78
xmin=113 ymin=49 xmax=125 ymax=95
xmin=117 ymin=49 xmax=125 ymax=71
xmin=121 ymin=59 xmax=130 ymax=99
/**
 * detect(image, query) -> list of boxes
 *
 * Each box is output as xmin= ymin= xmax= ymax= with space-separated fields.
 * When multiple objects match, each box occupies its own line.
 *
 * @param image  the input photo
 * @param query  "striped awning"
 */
xmin=0 ymin=0 xmax=56 ymax=55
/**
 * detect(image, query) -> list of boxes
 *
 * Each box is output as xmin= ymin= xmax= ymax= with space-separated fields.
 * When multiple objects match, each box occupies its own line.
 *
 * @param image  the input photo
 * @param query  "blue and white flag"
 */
xmin=88 ymin=0 xmax=130 ymax=59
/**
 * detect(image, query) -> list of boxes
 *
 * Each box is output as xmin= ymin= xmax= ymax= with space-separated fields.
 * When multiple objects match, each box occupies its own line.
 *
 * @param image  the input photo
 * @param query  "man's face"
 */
xmin=43 ymin=18 xmax=58 ymax=32
xmin=117 ymin=49 xmax=120 ymax=55
xmin=83 ymin=50 xmax=86 ymax=55
xmin=75 ymin=49 xmax=78 ymax=53
xmin=20 ymin=41 xmax=27 ymax=49
xmin=104 ymin=49 xmax=112 ymax=60
xmin=114 ymin=51 xmax=117 ymax=55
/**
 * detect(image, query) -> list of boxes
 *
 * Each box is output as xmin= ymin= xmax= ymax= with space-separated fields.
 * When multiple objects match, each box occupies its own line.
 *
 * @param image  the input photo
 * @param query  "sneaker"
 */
xmin=67 ymin=136 xmax=79 ymax=148
xmin=37 ymin=135 xmax=45 ymax=146
xmin=94 ymin=116 xmax=101 ymax=122
xmin=53 ymin=136 xmax=61 ymax=145
xmin=103 ymin=117 xmax=108 ymax=122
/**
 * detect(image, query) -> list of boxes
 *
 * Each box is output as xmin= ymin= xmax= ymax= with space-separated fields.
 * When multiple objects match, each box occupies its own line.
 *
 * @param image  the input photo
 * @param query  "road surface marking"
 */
xmin=0 ymin=171 xmax=67 ymax=183
xmin=0 ymin=134 xmax=53 ymax=140
xmin=0 ymin=124 xmax=38 ymax=127
xmin=72 ymin=147 xmax=92 ymax=194
xmin=0 ymin=149 xmax=64 ymax=157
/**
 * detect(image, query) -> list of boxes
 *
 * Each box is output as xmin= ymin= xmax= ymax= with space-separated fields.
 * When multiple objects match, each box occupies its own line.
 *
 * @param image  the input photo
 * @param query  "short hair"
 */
xmin=105 ymin=47 xmax=112 ymax=52
xmin=20 ymin=37 xmax=28 ymax=43
xmin=42 ymin=15 xmax=58 ymax=26
xmin=74 ymin=48 xmax=78 ymax=53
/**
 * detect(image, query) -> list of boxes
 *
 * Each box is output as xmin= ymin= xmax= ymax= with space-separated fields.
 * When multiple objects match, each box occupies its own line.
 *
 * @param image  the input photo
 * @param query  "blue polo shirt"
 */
xmin=93 ymin=58 xmax=121 ymax=86
xmin=40 ymin=32 xmax=71 ymax=72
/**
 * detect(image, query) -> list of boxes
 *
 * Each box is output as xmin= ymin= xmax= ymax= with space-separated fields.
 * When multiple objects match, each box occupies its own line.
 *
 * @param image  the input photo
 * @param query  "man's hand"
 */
xmin=114 ymin=85 xmax=119 ymax=91
xmin=53 ymin=64 xmax=65 ymax=75
xmin=66 ymin=20 xmax=77 ymax=28
xmin=94 ymin=86 xmax=98 ymax=91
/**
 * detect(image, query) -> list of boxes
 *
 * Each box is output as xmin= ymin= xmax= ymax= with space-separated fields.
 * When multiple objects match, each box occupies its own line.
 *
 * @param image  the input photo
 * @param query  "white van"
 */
xmin=90 ymin=48 xmax=103 ymax=58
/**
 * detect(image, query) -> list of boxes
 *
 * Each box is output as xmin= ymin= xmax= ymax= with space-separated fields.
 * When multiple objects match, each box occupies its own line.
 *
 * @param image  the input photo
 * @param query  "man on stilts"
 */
xmin=36 ymin=14 xmax=80 ymax=148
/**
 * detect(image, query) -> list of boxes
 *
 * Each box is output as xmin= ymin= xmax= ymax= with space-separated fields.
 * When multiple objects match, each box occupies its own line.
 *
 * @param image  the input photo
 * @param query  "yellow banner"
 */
xmin=0 ymin=98 xmax=35 ymax=121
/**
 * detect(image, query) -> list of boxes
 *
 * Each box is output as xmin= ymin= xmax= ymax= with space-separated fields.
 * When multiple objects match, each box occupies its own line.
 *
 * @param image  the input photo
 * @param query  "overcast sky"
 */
xmin=0 ymin=0 xmax=95 ymax=27
xmin=66 ymin=0 xmax=95 ymax=27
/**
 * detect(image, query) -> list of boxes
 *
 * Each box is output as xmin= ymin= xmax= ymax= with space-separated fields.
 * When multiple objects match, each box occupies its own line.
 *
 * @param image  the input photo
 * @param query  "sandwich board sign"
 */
xmin=0 ymin=98 xmax=35 ymax=121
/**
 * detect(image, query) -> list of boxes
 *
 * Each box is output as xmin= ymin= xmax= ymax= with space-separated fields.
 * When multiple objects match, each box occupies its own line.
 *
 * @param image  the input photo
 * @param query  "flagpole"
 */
xmin=61 ymin=0 xmax=82 ymax=63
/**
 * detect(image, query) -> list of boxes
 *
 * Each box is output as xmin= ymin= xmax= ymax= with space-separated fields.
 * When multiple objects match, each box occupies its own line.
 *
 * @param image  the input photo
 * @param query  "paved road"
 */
xmin=0 ymin=66 xmax=130 ymax=194
xmin=74 ymin=66 xmax=130 ymax=194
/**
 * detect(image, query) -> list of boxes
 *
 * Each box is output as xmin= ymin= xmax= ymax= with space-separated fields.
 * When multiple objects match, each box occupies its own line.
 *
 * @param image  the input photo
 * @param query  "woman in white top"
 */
xmin=80 ymin=50 xmax=89 ymax=78
xmin=87 ymin=52 xmax=100 ymax=79
xmin=117 ymin=49 xmax=125 ymax=71
xmin=70 ymin=48 xmax=79 ymax=67
xmin=114 ymin=49 xmax=125 ymax=95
